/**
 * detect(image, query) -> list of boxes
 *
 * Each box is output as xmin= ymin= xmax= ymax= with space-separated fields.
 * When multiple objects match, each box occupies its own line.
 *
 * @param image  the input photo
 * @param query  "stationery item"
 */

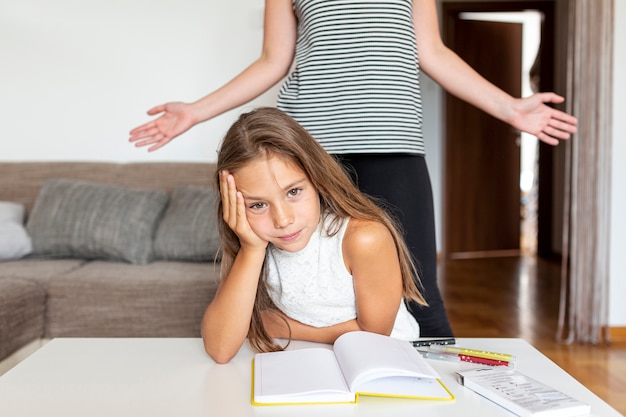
xmin=457 ymin=368 xmax=591 ymax=417
xmin=252 ymin=331 xmax=455 ymax=405
xmin=429 ymin=345 xmax=516 ymax=363
xmin=411 ymin=337 xmax=456 ymax=347
xmin=417 ymin=349 xmax=514 ymax=367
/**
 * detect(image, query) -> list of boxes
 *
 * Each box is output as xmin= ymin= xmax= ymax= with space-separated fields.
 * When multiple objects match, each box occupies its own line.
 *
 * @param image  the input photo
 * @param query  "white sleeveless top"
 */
xmin=265 ymin=214 xmax=421 ymax=340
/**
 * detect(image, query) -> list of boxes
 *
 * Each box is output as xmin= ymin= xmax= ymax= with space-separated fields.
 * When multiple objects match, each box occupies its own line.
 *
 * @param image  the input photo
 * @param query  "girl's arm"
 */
xmin=262 ymin=219 xmax=404 ymax=344
xmin=412 ymin=0 xmax=577 ymax=145
xmin=201 ymin=172 xmax=269 ymax=364
xmin=129 ymin=0 xmax=296 ymax=151
xmin=262 ymin=312 xmax=362 ymax=344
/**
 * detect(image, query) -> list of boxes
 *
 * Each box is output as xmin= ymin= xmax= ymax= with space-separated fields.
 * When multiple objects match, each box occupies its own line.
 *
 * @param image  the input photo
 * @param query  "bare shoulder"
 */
xmin=343 ymin=218 xmax=394 ymax=254
xmin=342 ymin=218 xmax=399 ymax=277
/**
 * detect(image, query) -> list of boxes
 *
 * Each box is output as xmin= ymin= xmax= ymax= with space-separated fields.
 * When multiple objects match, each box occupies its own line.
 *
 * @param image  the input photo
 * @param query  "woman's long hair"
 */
xmin=215 ymin=107 xmax=426 ymax=352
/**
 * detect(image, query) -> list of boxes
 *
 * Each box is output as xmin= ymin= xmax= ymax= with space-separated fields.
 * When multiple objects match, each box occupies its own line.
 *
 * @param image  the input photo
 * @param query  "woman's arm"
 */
xmin=129 ymin=0 xmax=297 ymax=151
xmin=412 ymin=0 xmax=577 ymax=145
xmin=262 ymin=219 xmax=404 ymax=344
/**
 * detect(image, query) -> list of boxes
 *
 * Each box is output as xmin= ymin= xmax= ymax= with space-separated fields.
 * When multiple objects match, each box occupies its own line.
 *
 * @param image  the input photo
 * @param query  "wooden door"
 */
xmin=443 ymin=18 xmax=523 ymax=258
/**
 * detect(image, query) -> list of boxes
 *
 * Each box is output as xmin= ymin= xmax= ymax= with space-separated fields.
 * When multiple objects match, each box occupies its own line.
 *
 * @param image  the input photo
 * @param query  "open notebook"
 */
xmin=252 ymin=331 xmax=455 ymax=405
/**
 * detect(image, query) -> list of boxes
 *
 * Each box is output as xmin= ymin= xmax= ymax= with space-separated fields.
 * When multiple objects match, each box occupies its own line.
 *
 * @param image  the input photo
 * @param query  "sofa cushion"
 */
xmin=45 ymin=261 xmax=220 ymax=338
xmin=154 ymin=185 xmax=220 ymax=261
xmin=0 ymin=278 xmax=46 ymax=360
xmin=26 ymin=179 xmax=169 ymax=264
xmin=0 ymin=259 xmax=85 ymax=287
xmin=0 ymin=201 xmax=32 ymax=261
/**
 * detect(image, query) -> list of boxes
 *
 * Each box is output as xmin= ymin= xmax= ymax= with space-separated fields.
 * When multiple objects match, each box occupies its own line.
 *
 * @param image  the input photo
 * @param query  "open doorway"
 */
xmin=441 ymin=1 xmax=557 ymax=260
xmin=460 ymin=11 xmax=543 ymax=255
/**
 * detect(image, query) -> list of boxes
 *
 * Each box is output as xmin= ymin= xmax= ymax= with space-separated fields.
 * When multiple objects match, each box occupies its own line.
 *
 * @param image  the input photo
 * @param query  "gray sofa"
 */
xmin=0 ymin=162 xmax=222 ymax=363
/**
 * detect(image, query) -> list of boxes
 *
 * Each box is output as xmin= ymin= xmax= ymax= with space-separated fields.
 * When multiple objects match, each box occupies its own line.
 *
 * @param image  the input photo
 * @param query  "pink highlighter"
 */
xmin=417 ymin=349 xmax=514 ymax=367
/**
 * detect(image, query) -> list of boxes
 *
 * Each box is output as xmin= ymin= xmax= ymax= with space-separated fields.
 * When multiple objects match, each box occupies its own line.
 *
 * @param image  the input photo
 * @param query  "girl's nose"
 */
xmin=272 ymin=203 xmax=294 ymax=229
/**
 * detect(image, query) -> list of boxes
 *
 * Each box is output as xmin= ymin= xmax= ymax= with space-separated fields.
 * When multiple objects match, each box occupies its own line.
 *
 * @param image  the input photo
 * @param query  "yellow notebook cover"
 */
xmin=251 ymin=331 xmax=455 ymax=406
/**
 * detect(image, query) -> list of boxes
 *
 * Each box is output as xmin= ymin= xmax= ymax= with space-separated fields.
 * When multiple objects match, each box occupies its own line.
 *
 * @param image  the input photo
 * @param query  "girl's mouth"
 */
xmin=277 ymin=229 xmax=302 ymax=242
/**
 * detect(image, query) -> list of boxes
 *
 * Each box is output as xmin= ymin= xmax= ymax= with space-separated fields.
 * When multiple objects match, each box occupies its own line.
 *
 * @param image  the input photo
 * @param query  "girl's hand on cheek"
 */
xmin=220 ymin=171 xmax=268 ymax=251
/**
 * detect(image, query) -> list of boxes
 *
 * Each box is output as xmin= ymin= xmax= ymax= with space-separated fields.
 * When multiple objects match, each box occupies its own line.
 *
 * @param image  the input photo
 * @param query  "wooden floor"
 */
xmin=440 ymin=255 xmax=626 ymax=415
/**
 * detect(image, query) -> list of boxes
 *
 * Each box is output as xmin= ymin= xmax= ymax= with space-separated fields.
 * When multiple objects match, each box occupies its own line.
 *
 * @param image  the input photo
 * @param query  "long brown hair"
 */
xmin=215 ymin=107 xmax=426 ymax=352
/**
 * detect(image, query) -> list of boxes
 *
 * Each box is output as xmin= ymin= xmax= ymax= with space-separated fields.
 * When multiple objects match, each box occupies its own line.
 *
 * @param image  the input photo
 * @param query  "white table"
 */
xmin=0 ymin=338 xmax=621 ymax=417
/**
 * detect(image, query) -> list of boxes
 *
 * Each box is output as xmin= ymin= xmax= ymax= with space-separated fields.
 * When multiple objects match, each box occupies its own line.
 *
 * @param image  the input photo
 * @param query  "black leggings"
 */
xmin=337 ymin=154 xmax=454 ymax=337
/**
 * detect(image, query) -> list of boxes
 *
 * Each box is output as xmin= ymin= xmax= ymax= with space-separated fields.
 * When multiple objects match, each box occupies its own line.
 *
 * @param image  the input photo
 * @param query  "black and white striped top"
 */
xmin=277 ymin=0 xmax=424 ymax=155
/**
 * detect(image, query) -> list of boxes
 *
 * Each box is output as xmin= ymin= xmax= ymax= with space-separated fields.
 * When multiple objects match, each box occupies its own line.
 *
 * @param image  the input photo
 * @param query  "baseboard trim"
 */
xmin=609 ymin=327 xmax=626 ymax=342
xmin=446 ymin=249 xmax=522 ymax=260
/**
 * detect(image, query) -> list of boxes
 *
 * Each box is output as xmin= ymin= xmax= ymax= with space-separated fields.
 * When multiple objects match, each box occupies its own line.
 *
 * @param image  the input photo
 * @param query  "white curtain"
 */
xmin=557 ymin=0 xmax=614 ymax=344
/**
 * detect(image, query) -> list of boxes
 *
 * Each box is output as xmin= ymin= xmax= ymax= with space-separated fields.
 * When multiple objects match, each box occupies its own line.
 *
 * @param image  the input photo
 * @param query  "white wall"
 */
xmin=1 ymin=0 xmax=624 ymax=326
xmin=0 ymin=0 xmax=277 ymax=162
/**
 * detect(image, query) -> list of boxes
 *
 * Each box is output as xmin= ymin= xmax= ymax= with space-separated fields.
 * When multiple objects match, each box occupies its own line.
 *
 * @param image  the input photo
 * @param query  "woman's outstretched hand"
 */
xmin=128 ymin=102 xmax=198 ymax=152
xmin=510 ymin=93 xmax=578 ymax=146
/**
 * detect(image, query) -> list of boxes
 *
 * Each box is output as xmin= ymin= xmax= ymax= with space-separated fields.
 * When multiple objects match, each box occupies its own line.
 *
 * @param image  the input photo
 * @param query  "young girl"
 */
xmin=201 ymin=107 xmax=425 ymax=364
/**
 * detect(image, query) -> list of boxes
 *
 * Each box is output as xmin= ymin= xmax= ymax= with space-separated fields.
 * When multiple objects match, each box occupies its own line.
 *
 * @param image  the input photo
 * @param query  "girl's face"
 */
xmin=232 ymin=155 xmax=321 ymax=252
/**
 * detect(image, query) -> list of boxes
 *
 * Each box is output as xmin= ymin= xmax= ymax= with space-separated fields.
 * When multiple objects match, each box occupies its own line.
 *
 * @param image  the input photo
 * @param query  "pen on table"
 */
xmin=410 ymin=337 xmax=456 ymax=347
xmin=416 ymin=349 xmax=514 ymax=367
xmin=428 ymin=345 xmax=516 ymax=363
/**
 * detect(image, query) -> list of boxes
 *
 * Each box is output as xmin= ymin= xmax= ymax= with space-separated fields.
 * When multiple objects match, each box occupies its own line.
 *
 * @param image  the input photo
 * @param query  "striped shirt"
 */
xmin=277 ymin=0 xmax=424 ymax=155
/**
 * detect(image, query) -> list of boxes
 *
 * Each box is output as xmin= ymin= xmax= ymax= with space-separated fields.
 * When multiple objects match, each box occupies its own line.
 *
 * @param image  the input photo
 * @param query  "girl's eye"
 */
xmin=288 ymin=188 xmax=302 ymax=197
xmin=249 ymin=202 xmax=267 ymax=210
